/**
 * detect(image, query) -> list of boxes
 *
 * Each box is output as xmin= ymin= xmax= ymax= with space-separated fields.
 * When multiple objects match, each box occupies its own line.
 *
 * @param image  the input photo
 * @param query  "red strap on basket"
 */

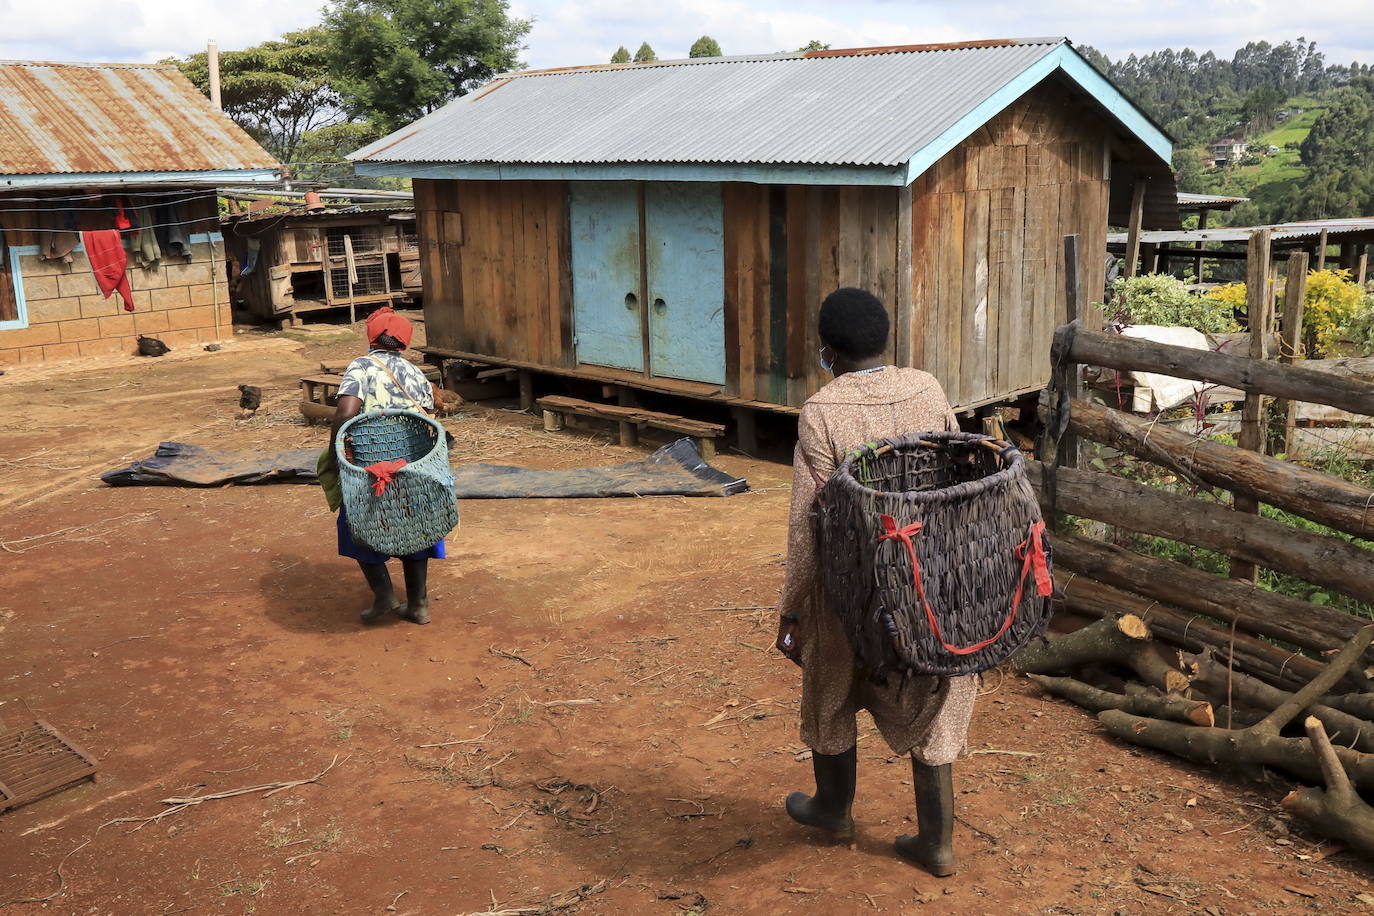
xmin=877 ymin=516 xmax=1051 ymax=656
xmin=364 ymin=458 xmax=408 ymax=497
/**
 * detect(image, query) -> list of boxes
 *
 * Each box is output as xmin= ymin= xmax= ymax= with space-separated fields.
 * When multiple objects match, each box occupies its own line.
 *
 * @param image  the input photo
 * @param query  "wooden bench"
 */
xmin=299 ymin=374 xmax=343 ymax=423
xmin=536 ymin=395 xmax=727 ymax=458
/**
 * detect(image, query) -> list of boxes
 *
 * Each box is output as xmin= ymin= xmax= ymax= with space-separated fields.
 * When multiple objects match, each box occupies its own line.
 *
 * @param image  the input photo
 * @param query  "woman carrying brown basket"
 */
xmin=775 ymin=288 xmax=977 ymax=877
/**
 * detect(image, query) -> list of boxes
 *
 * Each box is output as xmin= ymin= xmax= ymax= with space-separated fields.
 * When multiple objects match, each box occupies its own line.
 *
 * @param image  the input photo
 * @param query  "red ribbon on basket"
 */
xmin=878 ymin=515 xmax=1051 ymax=657
xmin=364 ymin=459 xmax=408 ymax=497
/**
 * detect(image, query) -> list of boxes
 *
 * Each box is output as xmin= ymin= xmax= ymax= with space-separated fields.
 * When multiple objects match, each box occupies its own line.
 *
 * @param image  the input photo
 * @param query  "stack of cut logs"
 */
xmin=1013 ymin=615 xmax=1374 ymax=854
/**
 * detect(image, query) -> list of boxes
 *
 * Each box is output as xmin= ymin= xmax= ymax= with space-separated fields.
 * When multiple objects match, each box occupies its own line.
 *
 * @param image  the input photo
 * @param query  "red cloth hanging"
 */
xmin=364 ymin=458 xmax=408 ymax=496
xmin=81 ymin=229 xmax=134 ymax=311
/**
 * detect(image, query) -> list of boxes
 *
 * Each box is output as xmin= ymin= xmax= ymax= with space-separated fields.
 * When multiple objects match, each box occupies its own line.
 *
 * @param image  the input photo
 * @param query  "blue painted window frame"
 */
xmin=0 ymin=233 xmax=222 ymax=333
xmin=0 ymin=243 xmax=36 ymax=331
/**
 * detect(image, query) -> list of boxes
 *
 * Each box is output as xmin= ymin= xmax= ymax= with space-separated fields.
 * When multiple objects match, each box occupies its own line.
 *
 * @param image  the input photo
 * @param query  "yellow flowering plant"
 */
xmin=1204 ymin=269 xmax=1366 ymax=357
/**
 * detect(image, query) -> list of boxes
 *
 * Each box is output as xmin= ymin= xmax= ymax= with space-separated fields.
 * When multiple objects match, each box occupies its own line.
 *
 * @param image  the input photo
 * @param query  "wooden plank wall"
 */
xmin=905 ymin=82 xmax=1110 ymax=408
xmin=723 ymin=183 xmax=898 ymax=407
xmin=413 ymin=178 xmax=573 ymax=368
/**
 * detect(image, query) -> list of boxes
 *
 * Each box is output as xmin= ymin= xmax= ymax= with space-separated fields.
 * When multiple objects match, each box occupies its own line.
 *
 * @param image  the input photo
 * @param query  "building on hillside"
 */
xmin=222 ymin=204 xmax=421 ymax=326
xmin=1207 ymin=138 xmax=1247 ymax=167
xmin=0 ymin=60 xmax=280 ymax=365
xmin=349 ymin=38 xmax=1178 ymax=422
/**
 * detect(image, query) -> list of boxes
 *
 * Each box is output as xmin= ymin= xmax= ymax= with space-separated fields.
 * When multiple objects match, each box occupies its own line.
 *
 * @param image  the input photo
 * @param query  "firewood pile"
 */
xmin=1013 ymin=615 xmax=1374 ymax=855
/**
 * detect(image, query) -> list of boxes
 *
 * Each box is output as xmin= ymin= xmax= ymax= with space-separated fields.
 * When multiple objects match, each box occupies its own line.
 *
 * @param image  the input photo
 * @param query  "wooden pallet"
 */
xmin=536 ymin=395 xmax=726 ymax=457
xmin=0 ymin=718 xmax=99 ymax=812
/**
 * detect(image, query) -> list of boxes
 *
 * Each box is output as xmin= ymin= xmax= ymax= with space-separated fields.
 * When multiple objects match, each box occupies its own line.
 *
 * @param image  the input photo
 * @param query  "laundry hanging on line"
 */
xmin=81 ymin=229 xmax=135 ymax=311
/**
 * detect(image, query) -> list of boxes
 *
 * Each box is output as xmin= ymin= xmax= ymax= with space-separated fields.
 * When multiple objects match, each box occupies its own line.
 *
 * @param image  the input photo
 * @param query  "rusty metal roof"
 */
xmin=0 ymin=60 xmax=280 ymax=178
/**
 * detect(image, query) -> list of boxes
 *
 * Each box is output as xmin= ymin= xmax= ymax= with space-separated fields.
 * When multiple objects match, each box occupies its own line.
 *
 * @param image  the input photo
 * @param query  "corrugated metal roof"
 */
xmin=0 ymin=60 xmax=280 ymax=176
xmin=1176 ymin=191 xmax=1250 ymax=208
xmin=351 ymin=39 xmax=1067 ymax=168
xmin=1108 ymin=217 xmax=1374 ymax=245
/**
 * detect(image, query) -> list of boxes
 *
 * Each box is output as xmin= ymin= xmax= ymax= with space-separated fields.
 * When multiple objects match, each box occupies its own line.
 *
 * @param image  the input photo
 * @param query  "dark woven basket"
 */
xmin=815 ymin=431 xmax=1053 ymax=677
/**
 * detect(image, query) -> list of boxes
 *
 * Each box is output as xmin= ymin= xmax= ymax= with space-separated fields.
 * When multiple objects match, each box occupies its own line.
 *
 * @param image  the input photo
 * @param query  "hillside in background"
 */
xmin=1080 ymin=39 xmax=1374 ymax=226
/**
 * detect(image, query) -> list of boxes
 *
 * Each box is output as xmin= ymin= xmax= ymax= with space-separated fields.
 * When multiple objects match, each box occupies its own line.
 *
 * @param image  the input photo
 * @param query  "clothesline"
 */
xmin=0 ymin=186 xmax=226 ymax=203
xmin=1 ymin=216 xmax=224 ymax=234
xmin=0 ymin=193 xmax=219 ymax=213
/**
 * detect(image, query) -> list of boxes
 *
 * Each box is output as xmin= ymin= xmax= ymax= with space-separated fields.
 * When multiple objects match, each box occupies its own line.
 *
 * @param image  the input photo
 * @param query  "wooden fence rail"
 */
xmin=1061 ymin=323 xmax=1374 ymax=417
xmin=1066 ymin=397 xmax=1374 ymax=541
xmin=1027 ymin=462 xmax=1374 ymax=606
xmin=1049 ymin=533 xmax=1370 ymax=663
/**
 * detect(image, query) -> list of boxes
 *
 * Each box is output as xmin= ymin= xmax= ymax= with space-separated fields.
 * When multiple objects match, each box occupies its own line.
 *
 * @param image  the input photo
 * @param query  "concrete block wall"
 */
xmin=0 ymin=238 xmax=231 ymax=365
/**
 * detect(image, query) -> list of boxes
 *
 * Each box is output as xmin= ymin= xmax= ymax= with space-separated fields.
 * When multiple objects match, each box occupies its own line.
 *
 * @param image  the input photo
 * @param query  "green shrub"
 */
xmin=1105 ymin=273 xmax=1240 ymax=333
xmin=1206 ymin=269 xmax=1366 ymax=357
xmin=1337 ymin=290 xmax=1374 ymax=356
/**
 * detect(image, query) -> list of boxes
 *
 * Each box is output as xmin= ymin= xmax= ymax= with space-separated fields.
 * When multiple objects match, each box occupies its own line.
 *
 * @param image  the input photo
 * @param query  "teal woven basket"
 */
xmin=337 ymin=410 xmax=458 ymax=557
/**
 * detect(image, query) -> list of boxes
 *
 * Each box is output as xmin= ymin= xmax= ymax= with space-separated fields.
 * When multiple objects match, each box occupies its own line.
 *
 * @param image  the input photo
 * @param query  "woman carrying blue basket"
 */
xmin=319 ymin=307 xmax=442 ymax=625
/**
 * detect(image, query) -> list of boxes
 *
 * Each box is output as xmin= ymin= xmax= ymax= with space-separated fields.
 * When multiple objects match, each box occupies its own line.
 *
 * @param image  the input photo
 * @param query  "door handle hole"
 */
xmin=653 ymin=298 xmax=667 ymax=313
xmin=625 ymin=293 xmax=638 ymax=310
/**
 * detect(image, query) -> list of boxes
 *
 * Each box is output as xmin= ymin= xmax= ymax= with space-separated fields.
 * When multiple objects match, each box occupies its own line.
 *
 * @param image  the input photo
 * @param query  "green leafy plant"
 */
xmin=1338 ymin=290 xmax=1374 ymax=355
xmin=1106 ymin=273 xmax=1240 ymax=333
xmin=1303 ymin=268 xmax=1366 ymax=355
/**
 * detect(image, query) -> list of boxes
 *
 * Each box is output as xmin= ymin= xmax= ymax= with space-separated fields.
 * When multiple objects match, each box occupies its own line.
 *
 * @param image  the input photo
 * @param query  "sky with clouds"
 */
xmin=0 ymin=0 xmax=1370 ymax=69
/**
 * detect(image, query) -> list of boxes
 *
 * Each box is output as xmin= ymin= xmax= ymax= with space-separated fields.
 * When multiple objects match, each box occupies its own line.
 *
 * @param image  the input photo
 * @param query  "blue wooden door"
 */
xmin=645 ymin=183 xmax=725 ymax=385
xmin=570 ymin=182 xmax=644 ymax=372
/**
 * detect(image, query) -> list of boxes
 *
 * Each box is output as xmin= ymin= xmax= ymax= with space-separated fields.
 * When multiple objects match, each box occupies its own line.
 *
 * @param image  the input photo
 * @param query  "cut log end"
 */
xmin=1188 ymin=703 xmax=1216 ymax=728
xmin=1118 ymin=614 xmax=1151 ymax=640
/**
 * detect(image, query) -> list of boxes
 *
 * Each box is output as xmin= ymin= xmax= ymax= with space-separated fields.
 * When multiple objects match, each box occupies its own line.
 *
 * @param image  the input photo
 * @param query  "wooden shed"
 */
xmin=222 ymin=206 xmax=421 ymax=325
xmin=351 ymin=38 xmax=1177 ymax=416
xmin=0 ymin=60 xmax=280 ymax=365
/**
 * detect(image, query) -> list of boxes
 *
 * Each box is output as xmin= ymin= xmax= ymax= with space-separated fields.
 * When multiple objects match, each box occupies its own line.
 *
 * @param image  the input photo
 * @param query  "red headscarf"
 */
xmin=366 ymin=307 xmax=413 ymax=349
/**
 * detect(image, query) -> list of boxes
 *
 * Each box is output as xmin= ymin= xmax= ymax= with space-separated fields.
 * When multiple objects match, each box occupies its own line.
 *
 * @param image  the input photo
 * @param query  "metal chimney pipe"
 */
xmin=207 ymin=40 xmax=222 ymax=109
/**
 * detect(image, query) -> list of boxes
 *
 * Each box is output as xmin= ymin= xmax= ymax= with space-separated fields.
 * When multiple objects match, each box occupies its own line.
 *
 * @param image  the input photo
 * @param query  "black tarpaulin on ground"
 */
xmin=101 ymin=438 xmax=749 ymax=497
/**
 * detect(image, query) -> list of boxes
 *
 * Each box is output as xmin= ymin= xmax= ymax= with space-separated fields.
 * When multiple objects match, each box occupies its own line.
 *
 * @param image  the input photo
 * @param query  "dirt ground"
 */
xmin=2 ymin=325 xmax=1373 ymax=915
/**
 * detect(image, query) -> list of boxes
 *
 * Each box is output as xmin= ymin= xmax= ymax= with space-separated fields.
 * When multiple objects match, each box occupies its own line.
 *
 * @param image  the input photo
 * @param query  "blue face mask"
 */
xmin=819 ymin=346 xmax=835 ymax=375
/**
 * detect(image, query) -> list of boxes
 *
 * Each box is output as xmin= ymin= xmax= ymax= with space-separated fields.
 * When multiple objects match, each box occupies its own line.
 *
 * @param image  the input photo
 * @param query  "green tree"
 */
xmin=164 ymin=28 xmax=341 ymax=163
xmin=633 ymin=42 xmax=657 ymax=62
xmin=323 ymin=0 xmax=531 ymax=133
xmin=292 ymin=122 xmax=396 ymax=186
xmin=689 ymin=36 xmax=722 ymax=58
xmin=1239 ymin=86 xmax=1286 ymax=133
xmin=610 ymin=46 xmax=631 ymax=64
xmin=797 ymin=40 xmax=829 ymax=52
xmin=1171 ymin=149 xmax=1209 ymax=193
xmin=1280 ymin=78 xmax=1374 ymax=218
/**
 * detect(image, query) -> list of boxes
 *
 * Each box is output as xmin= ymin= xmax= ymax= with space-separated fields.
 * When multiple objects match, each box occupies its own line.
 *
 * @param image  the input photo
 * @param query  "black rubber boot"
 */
xmin=398 ymin=558 xmax=430 ymax=625
xmin=357 ymin=561 xmax=396 ymax=624
xmin=895 ymin=760 xmax=956 ymax=876
xmin=785 ymin=746 xmax=856 ymax=839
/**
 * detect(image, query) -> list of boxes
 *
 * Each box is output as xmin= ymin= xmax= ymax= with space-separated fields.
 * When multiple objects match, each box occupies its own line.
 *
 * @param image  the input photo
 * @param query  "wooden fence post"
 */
xmin=1192 ymin=209 xmax=1209 ymax=281
xmin=1316 ymin=229 xmax=1329 ymax=271
xmin=1062 ymin=234 xmax=1083 ymax=470
xmin=1232 ymin=228 xmax=1273 ymax=583
xmin=1271 ymin=251 xmax=1310 ymax=456
xmin=1123 ymin=181 xmax=1147 ymax=279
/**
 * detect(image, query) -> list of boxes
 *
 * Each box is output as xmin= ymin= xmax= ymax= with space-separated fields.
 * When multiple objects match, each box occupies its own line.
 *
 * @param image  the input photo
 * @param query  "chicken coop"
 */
xmin=222 ymin=207 xmax=422 ymax=325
